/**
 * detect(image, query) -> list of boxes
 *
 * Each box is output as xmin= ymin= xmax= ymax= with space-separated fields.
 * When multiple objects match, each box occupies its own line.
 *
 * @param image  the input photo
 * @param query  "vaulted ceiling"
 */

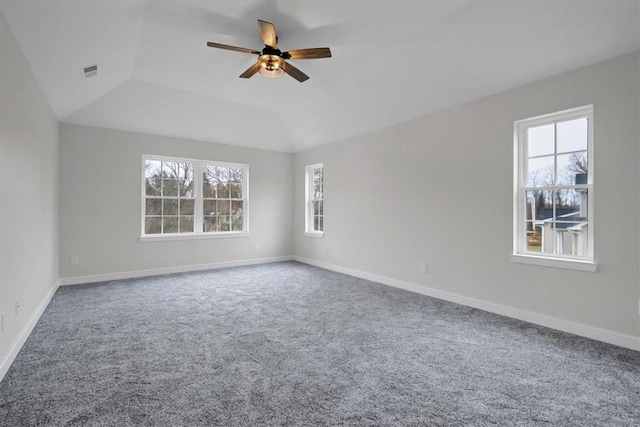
xmin=2 ymin=0 xmax=639 ymax=152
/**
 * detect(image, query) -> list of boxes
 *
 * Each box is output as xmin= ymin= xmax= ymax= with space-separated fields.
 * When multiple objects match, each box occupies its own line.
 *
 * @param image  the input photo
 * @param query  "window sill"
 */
xmin=510 ymin=254 xmax=597 ymax=272
xmin=304 ymin=232 xmax=324 ymax=238
xmin=140 ymin=232 xmax=250 ymax=242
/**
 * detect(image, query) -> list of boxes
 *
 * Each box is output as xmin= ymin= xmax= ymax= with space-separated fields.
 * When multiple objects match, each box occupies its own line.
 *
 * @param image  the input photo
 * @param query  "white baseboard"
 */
xmin=293 ymin=256 xmax=640 ymax=352
xmin=0 ymin=280 xmax=60 ymax=383
xmin=59 ymin=256 xmax=294 ymax=286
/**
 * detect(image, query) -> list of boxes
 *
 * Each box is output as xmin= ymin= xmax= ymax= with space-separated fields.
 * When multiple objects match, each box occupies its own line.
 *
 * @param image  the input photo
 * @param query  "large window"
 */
xmin=513 ymin=105 xmax=595 ymax=271
xmin=143 ymin=155 xmax=248 ymax=238
xmin=305 ymin=163 xmax=323 ymax=235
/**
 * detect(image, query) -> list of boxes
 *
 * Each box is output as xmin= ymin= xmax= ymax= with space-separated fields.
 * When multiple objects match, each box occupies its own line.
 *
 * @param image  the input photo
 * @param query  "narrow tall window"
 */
xmin=143 ymin=155 xmax=248 ymax=238
xmin=513 ymin=105 xmax=594 ymax=270
xmin=305 ymin=163 xmax=323 ymax=235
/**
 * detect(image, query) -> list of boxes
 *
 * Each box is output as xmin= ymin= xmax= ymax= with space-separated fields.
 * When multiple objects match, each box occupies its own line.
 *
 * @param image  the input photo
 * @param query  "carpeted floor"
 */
xmin=0 ymin=261 xmax=638 ymax=426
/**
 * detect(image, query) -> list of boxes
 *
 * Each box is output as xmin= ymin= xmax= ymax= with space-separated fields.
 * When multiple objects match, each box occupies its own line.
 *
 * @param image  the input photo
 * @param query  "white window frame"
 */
xmin=305 ymin=163 xmax=324 ymax=237
xmin=141 ymin=154 xmax=249 ymax=241
xmin=511 ymin=105 xmax=597 ymax=272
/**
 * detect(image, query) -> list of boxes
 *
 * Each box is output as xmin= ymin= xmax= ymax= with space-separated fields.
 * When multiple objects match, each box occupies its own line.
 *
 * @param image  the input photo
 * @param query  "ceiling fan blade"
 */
xmin=207 ymin=42 xmax=260 ymax=55
xmin=284 ymin=61 xmax=309 ymax=83
xmin=257 ymin=19 xmax=277 ymax=48
xmin=239 ymin=62 xmax=261 ymax=79
xmin=283 ymin=48 xmax=332 ymax=60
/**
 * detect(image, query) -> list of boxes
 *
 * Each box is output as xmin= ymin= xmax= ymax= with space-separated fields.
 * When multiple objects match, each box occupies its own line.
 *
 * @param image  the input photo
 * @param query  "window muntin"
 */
xmin=305 ymin=163 xmax=323 ymax=234
xmin=514 ymin=106 xmax=593 ymax=262
xmin=143 ymin=155 xmax=248 ymax=237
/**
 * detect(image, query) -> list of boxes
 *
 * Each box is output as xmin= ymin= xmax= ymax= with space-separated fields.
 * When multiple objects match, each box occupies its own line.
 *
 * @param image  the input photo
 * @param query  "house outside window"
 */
xmin=305 ymin=163 xmax=323 ymax=236
xmin=512 ymin=105 xmax=595 ymax=271
xmin=142 ymin=155 xmax=248 ymax=239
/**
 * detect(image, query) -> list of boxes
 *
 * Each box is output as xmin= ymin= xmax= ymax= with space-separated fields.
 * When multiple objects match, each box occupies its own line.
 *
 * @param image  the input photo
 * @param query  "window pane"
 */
xmin=318 ymin=216 xmax=323 ymax=232
xmin=231 ymin=201 xmax=243 ymax=215
xmin=314 ymin=216 xmax=320 ymax=231
xmin=178 ymin=163 xmax=193 ymax=181
xmin=179 ymin=216 xmax=194 ymax=233
xmin=231 ymin=215 xmax=243 ymax=231
xmin=229 ymin=167 xmax=243 ymax=183
xmin=180 ymin=199 xmax=194 ymax=215
xmin=145 ymin=217 xmax=161 ymax=234
xmin=162 ymin=162 xmax=179 ymax=179
xmin=229 ymin=183 xmax=242 ymax=199
xmin=557 ymin=118 xmax=587 ymax=153
xmin=145 ymin=198 xmax=162 ymax=215
xmin=203 ymin=200 xmax=216 ymax=216
xmin=203 ymin=216 xmax=217 ymax=232
xmin=217 ymin=166 xmax=229 ymax=183
xmin=552 ymin=222 xmax=589 ymax=257
xmin=556 ymin=152 xmax=587 ymax=186
xmin=217 ymin=200 xmax=230 ymax=215
xmin=203 ymin=166 xmax=217 ymax=193
xmin=313 ymin=167 xmax=323 ymax=184
xmin=526 ymin=190 xmax=552 ymax=221
xmin=527 ymin=124 xmax=554 ymax=157
xmin=203 ymin=181 xmax=216 ymax=198
xmin=179 ymin=178 xmax=194 ymax=197
xmin=163 ymin=199 xmax=178 ymax=215
xmin=525 ymin=221 xmax=542 ymax=252
xmin=527 ymin=156 xmax=554 ymax=187
xmin=145 ymin=176 xmax=162 ymax=196
xmin=217 ymin=183 xmax=229 ymax=198
xmin=556 ymin=189 xmax=584 ymax=218
xmin=163 ymin=217 xmax=178 ymax=233
xmin=218 ymin=216 xmax=230 ymax=231
xmin=162 ymin=179 xmax=179 ymax=197
xmin=145 ymin=160 xmax=162 ymax=177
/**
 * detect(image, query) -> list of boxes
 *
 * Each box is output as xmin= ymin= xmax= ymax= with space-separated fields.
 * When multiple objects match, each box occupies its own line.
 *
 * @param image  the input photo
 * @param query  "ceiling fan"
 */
xmin=207 ymin=19 xmax=331 ymax=83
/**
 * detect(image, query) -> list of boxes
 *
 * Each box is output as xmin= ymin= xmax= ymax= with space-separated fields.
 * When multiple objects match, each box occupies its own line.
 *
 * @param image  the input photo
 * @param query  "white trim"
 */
xmin=510 ymin=254 xmax=597 ymax=272
xmin=59 ymin=256 xmax=293 ymax=286
xmin=140 ymin=232 xmax=250 ymax=242
xmin=304 ymin=232 xmax=324 ymax=238
xmin=292 ymin=256 xmax=637 ymax=351
xmin=0 ymin=281 xmax=60 ymax=383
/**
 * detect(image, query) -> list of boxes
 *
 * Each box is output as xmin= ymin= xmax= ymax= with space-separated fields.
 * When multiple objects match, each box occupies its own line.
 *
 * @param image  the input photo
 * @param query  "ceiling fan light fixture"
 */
xmin=258 ymin=54 xmax=285 ymax=78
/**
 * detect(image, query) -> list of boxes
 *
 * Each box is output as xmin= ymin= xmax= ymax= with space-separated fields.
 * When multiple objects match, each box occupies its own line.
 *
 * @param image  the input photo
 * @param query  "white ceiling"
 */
xmin=2 ymin=0 xmax=639 ymax=153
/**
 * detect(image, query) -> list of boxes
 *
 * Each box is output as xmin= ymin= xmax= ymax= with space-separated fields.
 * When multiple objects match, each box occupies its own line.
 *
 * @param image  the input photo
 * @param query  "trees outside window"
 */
xmin=514 ymin=106 xmax=593 ymax=265
xmin=143 ymin=155 xmax=248 ymax=237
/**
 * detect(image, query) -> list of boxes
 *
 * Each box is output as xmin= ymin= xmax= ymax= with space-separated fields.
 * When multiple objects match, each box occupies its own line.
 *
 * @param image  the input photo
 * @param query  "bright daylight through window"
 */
xmin=143 ymin=156 xmax=247 ymax=238
xmin=305 ymin=163 xmax=324 ymax=235
xmin=513 ymin=105 xmax=594 ymax=270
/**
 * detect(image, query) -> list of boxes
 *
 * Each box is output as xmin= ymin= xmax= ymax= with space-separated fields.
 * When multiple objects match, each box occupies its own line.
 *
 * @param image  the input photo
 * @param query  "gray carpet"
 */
xmin=0 ymin=261 xmax=638 ymax=426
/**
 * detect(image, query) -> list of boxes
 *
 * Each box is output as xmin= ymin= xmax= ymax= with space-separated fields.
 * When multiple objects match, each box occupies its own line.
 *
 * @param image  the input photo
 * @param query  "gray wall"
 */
xmin=58 ymin=124 xmax=293 ymax=279
xmin=294 ymin=52 xmax=640 ymax=339
xmin=0 ymin=13 xmax=59 ymax=367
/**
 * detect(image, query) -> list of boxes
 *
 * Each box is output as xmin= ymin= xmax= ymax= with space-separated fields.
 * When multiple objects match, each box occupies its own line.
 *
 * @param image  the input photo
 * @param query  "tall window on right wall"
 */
xmin=513 ymin=105 xmax=595 ymax=271
xmin=305 ymin=163 xmax=324 ymax=236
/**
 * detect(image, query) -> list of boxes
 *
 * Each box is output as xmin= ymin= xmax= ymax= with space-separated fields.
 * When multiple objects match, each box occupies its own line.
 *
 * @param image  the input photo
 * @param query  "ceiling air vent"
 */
xmin=81 ymin=64 xmax=98 ymax=79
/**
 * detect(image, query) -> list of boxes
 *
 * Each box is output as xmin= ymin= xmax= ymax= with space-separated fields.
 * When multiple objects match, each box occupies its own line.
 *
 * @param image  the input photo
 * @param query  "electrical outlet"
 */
xmin=254 ymin=243 xmax=259 ymax=251
xmin=70 ymin=256 xmax=79 ymax=265
xmin=421 ymin=263 xmax=428 ymax=274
